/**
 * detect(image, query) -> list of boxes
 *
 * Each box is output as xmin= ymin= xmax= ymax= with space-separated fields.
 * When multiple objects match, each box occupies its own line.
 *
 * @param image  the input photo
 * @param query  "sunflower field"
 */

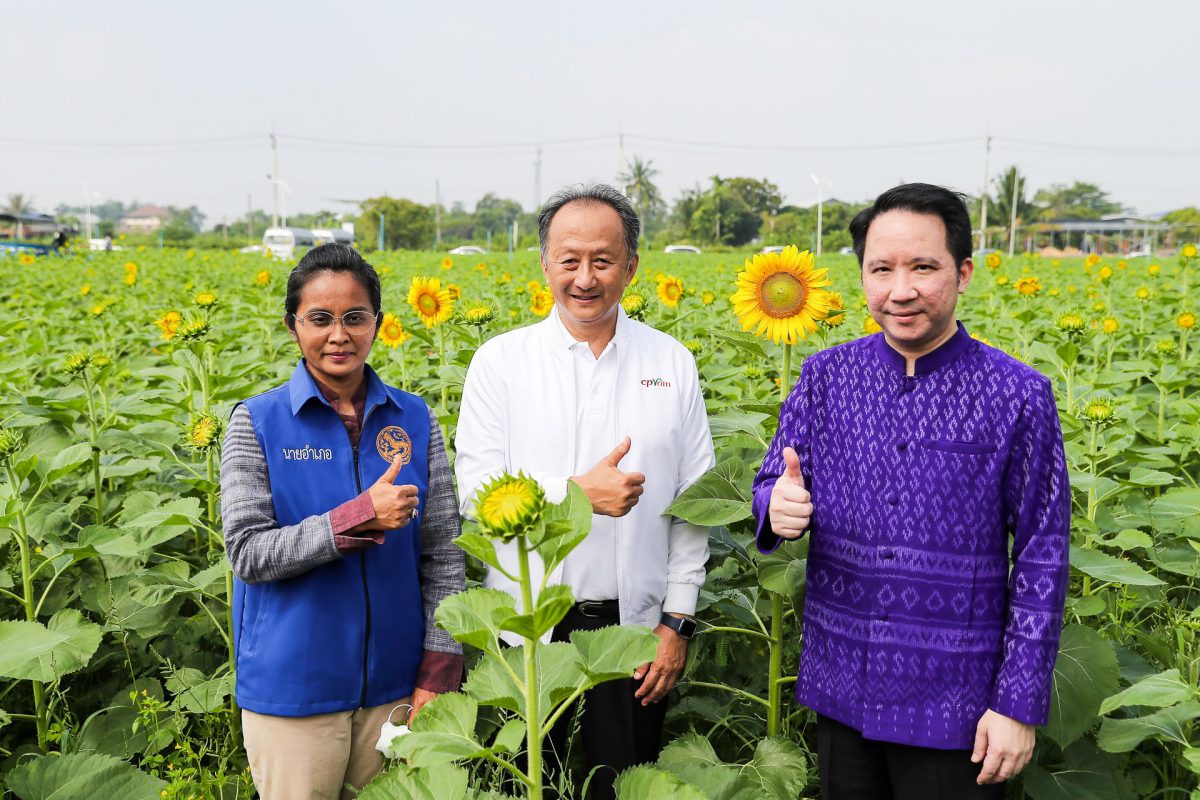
xmin=0 ymin=242 xmax=1198 ymax=799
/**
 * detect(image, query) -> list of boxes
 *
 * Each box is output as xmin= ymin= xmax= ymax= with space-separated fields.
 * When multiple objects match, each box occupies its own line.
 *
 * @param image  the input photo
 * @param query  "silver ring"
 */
xmin=410 ymin=507 xmax=419 ymax=520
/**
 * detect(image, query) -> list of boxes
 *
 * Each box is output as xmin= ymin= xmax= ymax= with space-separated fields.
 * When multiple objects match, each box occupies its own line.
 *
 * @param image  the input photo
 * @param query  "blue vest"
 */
xmin=233 ymin=361 xmax=430 ymax=716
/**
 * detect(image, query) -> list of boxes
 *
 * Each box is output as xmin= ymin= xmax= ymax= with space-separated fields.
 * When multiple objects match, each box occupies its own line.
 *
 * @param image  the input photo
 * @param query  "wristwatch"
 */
xmin=659 ymin=613 xmax=697 ymax=639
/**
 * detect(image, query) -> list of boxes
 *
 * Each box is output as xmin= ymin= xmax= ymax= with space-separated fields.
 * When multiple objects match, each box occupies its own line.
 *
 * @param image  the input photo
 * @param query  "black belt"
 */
xmin=573 ymin=600 xmax=619 ymax=618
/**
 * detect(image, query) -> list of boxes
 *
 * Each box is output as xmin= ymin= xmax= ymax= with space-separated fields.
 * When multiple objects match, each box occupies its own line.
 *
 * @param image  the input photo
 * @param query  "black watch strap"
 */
xmin=660 ymin=613 xmax=697 ymax=639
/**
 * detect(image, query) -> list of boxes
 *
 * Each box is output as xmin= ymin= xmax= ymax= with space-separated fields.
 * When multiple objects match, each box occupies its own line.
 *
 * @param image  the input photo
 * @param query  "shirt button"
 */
xmin=879 ymin=612 xmax=889 ymax=622
xmin=881 ymin=549 xmax=894 ymax=560
xmin=896 ymin=441 xmax=908 ymax=452
xmin=902 ymin=381 xmax=915 ymax=393
xmin=887 ymin=493 xmax=899 ymax=505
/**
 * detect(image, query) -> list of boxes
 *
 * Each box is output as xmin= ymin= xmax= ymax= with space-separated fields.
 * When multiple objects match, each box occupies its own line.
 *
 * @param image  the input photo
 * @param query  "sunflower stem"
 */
xmin=516 ymin=534 xmax=542 ymax=800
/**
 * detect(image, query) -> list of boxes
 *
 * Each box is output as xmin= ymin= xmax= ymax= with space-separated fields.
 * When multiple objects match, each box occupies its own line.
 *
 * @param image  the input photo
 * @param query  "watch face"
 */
xmin=678 ymin=618 xmax=697 ymax=638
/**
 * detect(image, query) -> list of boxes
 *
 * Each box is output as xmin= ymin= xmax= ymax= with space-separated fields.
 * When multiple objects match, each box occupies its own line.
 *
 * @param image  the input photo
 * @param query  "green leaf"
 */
xmin=1099 ymin=669 xmax=1196 ymax=715
xmin=491 ymin=718 xmax=526 ymax=754
xmin=655 ymin=733 xmax=741 ymax=796
xmin=653 ymin=733 xmax=809 ymax=800
xmin=1097 ymin=700 xmax=1200 ymax=752
xmin=499 ymin=584 xmax=574 ymax=641
xmin=1103 ymin=529 xmax=1154 ymax=552
xmin=168 ymin=674 xmax=233 ymax=713
xmin=571 ymin=626 xmax=660 ymax=682
xmin=1149 ymin=542 xmax=1200 ymax=578
xmin=434 ymin=588 xmax=516 ymax=653
xmin=393 ymin=693 xmax=486 ymax=766
xmin=1070 ymin=546 xmax=1164 ymax=586
xmin=1182 ymin=747 xmax=1200 ymax=776
xmin=77 ymin=525 xmax=141 ymax=558
xmin=707 ymin=411 xmax=770 ymax=445
xmin=1149 ymin=487 xmax=1200 ymax=522
xmin=7 ymin=752 xmax=166 ymax=800
xmin=454 ymin=532 xmax=505 ymax=574
xmin=1124 ymin=467 xmax=1177 ymax=487
xmin=0 ymin=609 xmax=104 ymax=682
xmin=708 ymin=330 xmax=768 ymax=361
xmin=1045 ymin=624 xmax=1120 ymax=749
xmin=757 ymin=540 xmax=807 ymax=601
xmin=359 ymin=762 xmax=474 ymax=800
xmin=1068 ymin=595 xmax=1107 ymax=617
xmin=462 ymin=649 xmax=523 ymax=714
xmin=615 ymin=765 xmax=707 ymax=800
xmin=535 ymin=481 xmax=592 ymax=574
xmin=665 ymin=457 xmax=751 ymax=526
xmin=747 ymin=737 xmax=810 ymax=799
xmin=1022 ymin=739 xmax=1135 ymax=800
xmin=37 ymin=442 xmax=94 ymax=483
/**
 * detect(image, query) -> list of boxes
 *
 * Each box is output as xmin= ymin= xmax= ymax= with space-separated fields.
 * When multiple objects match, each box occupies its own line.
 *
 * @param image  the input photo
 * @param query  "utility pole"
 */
xmin=811 ymin=173 xmax=824 ymax=257
xmin=533 ymin=145 xmax=542 ymax=211
xmin=434 ymin=180 xmax=442 ymax=247
xmin=378 ymin=213 xmax=385 ymax=252
xmin=1008 ymin=173 xmax=1021 ymax=257
xmin=246 ymin=193 xmax=254 ymax=245
xmin=270 ymin=128 xmax=280 ymax=228
xmin=978 ymin=130 xmax=991 ymax=253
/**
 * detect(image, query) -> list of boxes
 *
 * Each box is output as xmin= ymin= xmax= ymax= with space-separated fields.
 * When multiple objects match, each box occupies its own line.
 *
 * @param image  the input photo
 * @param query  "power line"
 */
xmin=0 ymin=134 xmax=262 ymax=148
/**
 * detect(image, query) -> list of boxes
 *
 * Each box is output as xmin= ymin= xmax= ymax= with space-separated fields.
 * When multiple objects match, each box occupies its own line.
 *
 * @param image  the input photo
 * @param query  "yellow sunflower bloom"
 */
xmin=474 ymin=472 xmax=546 ymax=542
xmin=447 ymin=284 xmax=462 ymax=302
xmin=1179 ymin=312 xmax=1197 ymax=330
xmin=1148 ymin=264 xmax=1161 ymax=276
xmin=985 ymin=253 xmax=1002 ymax=270
xmin=1085 ymin=253 xmax=1102 ymax=268
xmin=657 ymin=276 xmax=684 ymax=308
xmin=1182 ymin=243 xmax=1198 ymax=259
xmin=863 ymin=315 xmax=882 ymax=335
xmin=155 ymin=310 xmax=183 ymax=341
xmin=730 ymin=246 xmax=834 ymax=344
xmin=1101 ymin=317 xmax=1119 ymax=334
xmin=194 ymin=292 xmax=217 ymax=308
xmin=701 ymin=290 xmax=715 ymax=306
xmin=441 ymin=257 xmax=453 ymax=270
xmin=80 ymin=284 xmax=91 ymax=296
xmin=1014 ymin=276 xmax=1041 ymax=297
xmin=822 ymin=292 xmax=846 ymax=327
xmin=407 ymin=277 xmax=454 ymax=327
xmin=378 ymin=313 xmax=408 ymax=348
xmin=255 ymin=270 xmax=270 ymax=286
xmin=530 ymin=288 xmax=554 ymax=316
xmin=18 ymin=253 xmax=36 ymax=266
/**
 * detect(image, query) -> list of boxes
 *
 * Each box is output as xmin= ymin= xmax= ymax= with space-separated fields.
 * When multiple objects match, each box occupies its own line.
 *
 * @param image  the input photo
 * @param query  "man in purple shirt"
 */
xmin=752 ymin=183 xmax=1069 ymax=799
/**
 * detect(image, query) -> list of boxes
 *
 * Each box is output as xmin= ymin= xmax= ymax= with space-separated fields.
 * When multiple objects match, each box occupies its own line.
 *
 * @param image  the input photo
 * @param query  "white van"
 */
xmin=263 ymin=227 xmax=316 ymax=259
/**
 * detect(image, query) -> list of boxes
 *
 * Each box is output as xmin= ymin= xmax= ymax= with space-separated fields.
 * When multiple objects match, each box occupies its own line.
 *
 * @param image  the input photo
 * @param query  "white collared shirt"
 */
xmin=555 ymin=312 xmax=621 ymax=601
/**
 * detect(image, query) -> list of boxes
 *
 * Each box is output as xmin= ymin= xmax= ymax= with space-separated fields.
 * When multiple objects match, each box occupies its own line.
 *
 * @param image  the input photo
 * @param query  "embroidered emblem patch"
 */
xmin=376 ymin=426 xmax=412 ymax=466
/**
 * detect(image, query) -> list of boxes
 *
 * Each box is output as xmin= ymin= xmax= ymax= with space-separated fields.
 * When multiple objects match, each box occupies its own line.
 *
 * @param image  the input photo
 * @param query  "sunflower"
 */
xmin=1155 ymin=338 xmax=1177 ymax=356
xmin=255 ymin=270 xmax=270 ymax=286
xmin=657 ymin=276 xmax=684 ymax=308
xmin=90 ymin=303 xmax=106 ymax=316
xmin=1101 ymin=317 xmax=1119 ymax=335
xmin=155 ymin=310 xmax=183 ymax=341
xmin=730 ymin=246 xmax=833 ymax=344
xmin=124 ymin=261 xmax=138 ymax=274
xmin=1085 ymin=253 xmax=1102 ymax=268
xmin=176 ymin=318 xmax=211 ymax=343
xmin=985 ymin=253 xmax=1002 ymax=270
xmin=1182 ymin=244 xmax=1198 ymax=259
xmin=80 ymin=284 xmax=91 ymax=296
xmin=185 ymin=412 xmax=225 ymax=452
xmin=701 ymin=290 xmax=715 ymax=306
xmin=995 ymin=275 xmax=1009 ymax=286
xmin=123 ymin=273 xmax=137 ymax=286
xmin=1148 ymin=264 xmax=1161 ymax=276
xmin=63 ymin=350 xmax=94 ymax=377
xmin=1097 ymin=266 xmax=1113 ymax=282
xmin=1135 ymin=287 xmax=1151 ymax=301
xmin=194 ymin=292 xmax=217 ymax=308
xmin=1014 ymin=276 xmax=1041 ymax=297
xmin=530 ymin=289 xmax=554 ymax=317
xmin=822 ymin=292 xmax=846 ymax=327
xmin=863 ymin=315 xmax=882 ymax=335
xmin=441 ymin=257 xmax=454 ymax=270
xmin=621 ymin=291 xmax=649 ymax=320
xmin=446 ymin=284 xmax=462 ymax=302
xmin=1056 ymin=313 xmax=1086 ymax=336
xmin=462 ymin=302 xmax=498 ymax=326
xmin=407 ymin=277 xmax=454 ymax=328
xmin=0 ymin=426 xmax=24 ymax=461
xmin=18 ymin=253 xmax=35 ymax=266
xmin=378 ymin=313 xmax=408 ymax=348
xmin=1178 ymin=312 xmax=1197 ymax=330
xmin=474 ymin=472 xmax=546 ymax=542
xmin=1080 ymin=398 xmax=1116 ymax=425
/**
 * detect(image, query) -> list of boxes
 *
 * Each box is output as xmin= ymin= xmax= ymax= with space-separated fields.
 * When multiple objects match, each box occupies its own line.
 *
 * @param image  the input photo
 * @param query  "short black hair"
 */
xmin=284 ymin=244 xmax=382 ymax=330
xmin=849 ymin=183 xmax=973 ymax=267
xmin=538 ymin=183 xmax=640 ymax=267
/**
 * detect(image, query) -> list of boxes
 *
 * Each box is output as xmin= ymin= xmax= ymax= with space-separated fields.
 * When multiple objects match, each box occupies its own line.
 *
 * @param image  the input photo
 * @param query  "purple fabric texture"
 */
xmin=752 ymin=323 xmax=1070 ymax=749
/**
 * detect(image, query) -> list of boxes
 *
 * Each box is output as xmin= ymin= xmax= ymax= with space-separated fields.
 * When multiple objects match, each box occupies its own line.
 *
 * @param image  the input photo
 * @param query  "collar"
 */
xmin=873 ymin=320 xmax=973 ymax=376
xmin=287 ymin=360 xmax=393 ymax=416
xmin=548 ymin=306 xmax=631 ymax=352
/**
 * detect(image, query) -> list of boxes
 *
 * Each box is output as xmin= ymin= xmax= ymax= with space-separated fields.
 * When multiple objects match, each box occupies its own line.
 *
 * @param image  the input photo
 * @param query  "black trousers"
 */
xmin=817 ymin=715 xmax=1005 ymax=800
xmin=545 ymin=602 xmax=667 ymax=800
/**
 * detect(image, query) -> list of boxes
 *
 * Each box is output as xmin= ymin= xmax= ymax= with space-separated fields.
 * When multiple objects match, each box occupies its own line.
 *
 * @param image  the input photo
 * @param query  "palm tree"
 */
xmin=4 ymin=193 xmax=35 ymax=216
xmin=619 ymin=157 xmax=665 ymax=236
xmin=990 ymin=167 xmax=1035 ymax=251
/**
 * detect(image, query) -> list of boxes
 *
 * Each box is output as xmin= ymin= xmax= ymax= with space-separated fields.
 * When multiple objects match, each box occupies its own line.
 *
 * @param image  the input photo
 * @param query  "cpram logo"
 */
xmin=640 ymin=377 xmax=672 ymax=388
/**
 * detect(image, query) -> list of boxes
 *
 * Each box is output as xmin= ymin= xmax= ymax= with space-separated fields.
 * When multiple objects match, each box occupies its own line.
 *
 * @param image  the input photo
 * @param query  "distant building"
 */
xmin=1032 ymin=214 xmax=1165 ymax=254
xmin=117 ymin=206 xmax=170 ymax=235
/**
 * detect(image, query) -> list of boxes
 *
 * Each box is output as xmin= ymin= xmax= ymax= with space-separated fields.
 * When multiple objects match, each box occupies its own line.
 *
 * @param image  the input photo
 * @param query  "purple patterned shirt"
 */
xmin=752 ymin=322 xmax=1070 ymax=749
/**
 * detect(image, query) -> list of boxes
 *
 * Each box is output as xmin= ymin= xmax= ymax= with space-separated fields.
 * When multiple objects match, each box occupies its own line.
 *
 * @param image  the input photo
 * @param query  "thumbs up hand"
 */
xmin=571 ymin=436 xmax=647 ymax=517
xmin=768 ymin=447 xmax=812 ymax=540
xmin=365 ymin=455 xmax=420 ymax=530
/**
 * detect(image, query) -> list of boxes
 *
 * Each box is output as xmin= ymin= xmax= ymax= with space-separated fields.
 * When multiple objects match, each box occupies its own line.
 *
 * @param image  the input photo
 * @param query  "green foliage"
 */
xmin=7 ymin=752 xmax=167 ymax=800
xmin=360 ymin=196 xmax=436 ymax=250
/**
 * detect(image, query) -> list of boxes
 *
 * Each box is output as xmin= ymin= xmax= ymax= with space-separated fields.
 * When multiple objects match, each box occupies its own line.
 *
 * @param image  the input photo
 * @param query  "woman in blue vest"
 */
xmin=220 ymin=244 xmax=465 ymax=799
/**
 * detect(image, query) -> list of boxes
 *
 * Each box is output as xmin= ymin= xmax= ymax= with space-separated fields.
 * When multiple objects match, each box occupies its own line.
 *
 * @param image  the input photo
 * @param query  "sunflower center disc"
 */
xmin=419 ymin=295 xmax=437 ymax=314
xmin=760 ymin=273 xmax=806 ymax=318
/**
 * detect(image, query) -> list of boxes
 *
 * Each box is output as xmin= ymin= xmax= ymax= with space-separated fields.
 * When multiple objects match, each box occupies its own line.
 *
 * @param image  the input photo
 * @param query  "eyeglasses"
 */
xmin=291 ymin=311 xmax=381 ymax=336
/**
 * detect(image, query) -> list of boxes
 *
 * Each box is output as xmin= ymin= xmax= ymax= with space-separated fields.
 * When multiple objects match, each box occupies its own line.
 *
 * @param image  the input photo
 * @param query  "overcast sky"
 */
xmin=7 ymin=0 xmax=1199 ymax=226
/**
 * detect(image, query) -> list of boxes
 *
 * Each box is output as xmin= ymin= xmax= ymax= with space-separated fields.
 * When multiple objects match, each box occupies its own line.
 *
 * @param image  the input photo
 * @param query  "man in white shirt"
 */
xmin=455 ymin=184 xmax=714 ymax=798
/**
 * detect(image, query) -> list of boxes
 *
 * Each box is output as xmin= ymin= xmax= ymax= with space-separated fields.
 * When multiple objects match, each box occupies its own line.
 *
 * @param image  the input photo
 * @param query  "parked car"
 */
xmin=759 ymin=245 xmax=786 ymax=255
xmin=664 ymin=244 xmax=702 ymax=255
xmin=448 ymin=245 xmax=485 ymax=255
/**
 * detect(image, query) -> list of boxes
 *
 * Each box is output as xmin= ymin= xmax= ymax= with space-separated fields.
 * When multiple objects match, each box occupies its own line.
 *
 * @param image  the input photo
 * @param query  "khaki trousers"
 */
xmin=242 ymin=697 xmax=410 ymax=800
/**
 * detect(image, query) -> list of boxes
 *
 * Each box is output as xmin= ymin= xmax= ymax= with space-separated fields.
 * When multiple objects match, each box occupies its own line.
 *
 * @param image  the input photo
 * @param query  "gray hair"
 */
xmin=538 ymin=183 xmax=640 ymax=267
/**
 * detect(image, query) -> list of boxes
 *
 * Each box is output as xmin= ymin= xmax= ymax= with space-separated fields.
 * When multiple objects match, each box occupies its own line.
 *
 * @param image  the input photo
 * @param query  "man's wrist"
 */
xmin=659 ymin=613 xmax=696 ymax=639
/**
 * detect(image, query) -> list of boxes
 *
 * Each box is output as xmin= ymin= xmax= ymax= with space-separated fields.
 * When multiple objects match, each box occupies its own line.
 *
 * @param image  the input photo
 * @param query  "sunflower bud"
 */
xmin=194 ymin=292 xmax=218 ymax=309
xmin=185 ymin=413 xmax=225 ymax=452
xmin=63 ymin=349 xmax=94 ymax=377
xmin=176 ymin=318 xmax=211 ymax=343
xmin=474 ymin=472 xmax=546 ymax=542
xmin=0 ymin=426 xmax=24 ymax=461
xmin=462 ymin=302 xmax=498 ymax=326
xmin=1154 ymin=338 xmax=1177 ymax=357
xmin=621 ymin=291 xmax=649 ymax=321
xmin=1055 ymin=313 xmax=1086 ymax=336
xmin=1178 ymin=312 xmax=1196 ymax=331
xmin=1079 ymin=398 xmax=1116 ymax=426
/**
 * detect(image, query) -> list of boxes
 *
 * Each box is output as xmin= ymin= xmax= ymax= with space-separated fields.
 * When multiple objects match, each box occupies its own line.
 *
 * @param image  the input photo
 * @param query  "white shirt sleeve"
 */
xmin=455 ymin=342 xmax=571 ymax=519
xmin=663 ymin=360 xmax=715 ymax=616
